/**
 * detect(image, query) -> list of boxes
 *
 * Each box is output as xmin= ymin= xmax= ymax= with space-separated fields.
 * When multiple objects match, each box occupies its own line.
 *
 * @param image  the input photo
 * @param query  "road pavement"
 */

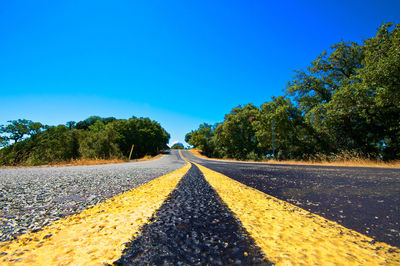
xmin=0 ymin=152 xmax=185 ymax=242
xmin=115 ymin=164 xmax=268 ymax=265
xmin=1 ymin=150 xmax=399 ymax=265
xmin=182 ymin=150 xmax=400 ymax=248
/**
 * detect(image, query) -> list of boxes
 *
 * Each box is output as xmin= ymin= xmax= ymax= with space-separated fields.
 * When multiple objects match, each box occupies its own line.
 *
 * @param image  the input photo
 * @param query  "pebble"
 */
xmin=0 ymin=153 xmax=185 ymax=242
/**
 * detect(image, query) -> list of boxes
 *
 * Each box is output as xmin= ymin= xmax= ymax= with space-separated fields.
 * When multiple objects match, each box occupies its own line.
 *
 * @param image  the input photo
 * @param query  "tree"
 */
xmin=79 ymin=121 xmax=121 ymax=159
xmin=107 ymin=117 xmax=170 ymax=159
xmin=214 ymin=104 xmax=260 ymax=159
xmin=75 ymin=116 xmax=102 ymax=130
xmin=352 ymin=23 xmax=399 ymax=158
xmin=171 ymin=143 xmax=184 ymax=149
xmin=184 ymin=23 xmax=400 ymax=161
xmin=66 ymin=121 xmax=76 ymax=130
xmin=254 ymin=96 xmax=313 ymax=159
xmin=285 ymin=39 xmax=366 ymax=155
xmin=75 ymin=116 xmax=117 ymax=130
xmin=0 ymin=135 xmax=7 ymax=147
xmin=29 ymin=125 xmax=80 ymax=163
xmin=321 ymin=23 xmax=400 ymax=159
xmin=287 ymin=41 xmax=363 ymax=113
xmin=0 ymin=119 xmax=43 ymax=144
xmin=0 ymin=115 xmax=170 ymax=165
xmin=185 ymin=123 xmax=216 ymax=157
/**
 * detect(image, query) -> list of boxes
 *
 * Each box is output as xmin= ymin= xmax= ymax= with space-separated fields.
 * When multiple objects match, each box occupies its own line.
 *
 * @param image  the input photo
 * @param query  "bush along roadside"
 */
xmin=0 ymin=116 xmax=170 ymax=166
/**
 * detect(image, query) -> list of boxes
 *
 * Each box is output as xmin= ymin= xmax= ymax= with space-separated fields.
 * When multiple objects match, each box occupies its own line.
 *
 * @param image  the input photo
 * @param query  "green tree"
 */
xmin=1 ymin=119 xmax=31 ymax=143
xmin=185 ymin=123 xmax=216 ymax=157
xmin=185 ymin=23 xmax=400 ymax=161
xmin=108 ymin=117 xmax=170 ymax=159
xmin=0 ymin=119 xmax=44 ymax=144
xmin=214 ymin=104 xmax=260 ymax=160
xmin=286 ymin=40 xmax=365 ymax=155
xmin=254 ymin=96 xmax=313 ymax=160
xmin=171 ymin=143 xmax=184 ymax=149
xmin=0 ymin=115 xmax=170 ymax=166
xmin=28 ymin=125 xmax=80 ymax=164
xmin=66 ymin=121 xmax=76 ymax=130
xmin=0 ymin=136 xmax=8 ymax=147
xmin=79 ymin=121 xmax=121 ymax=159
xmin=362 ymin=23 xmax=400 ymax=159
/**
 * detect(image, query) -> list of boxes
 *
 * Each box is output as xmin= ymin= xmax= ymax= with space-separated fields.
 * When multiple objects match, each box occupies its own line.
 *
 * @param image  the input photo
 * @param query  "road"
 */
xmin=1 ymin=150 xmax=399 ymax=265
xmin=0 ymin=152 xmax=185 ymax=242
xmin=183 ymin=150 xmax=400 ymax=248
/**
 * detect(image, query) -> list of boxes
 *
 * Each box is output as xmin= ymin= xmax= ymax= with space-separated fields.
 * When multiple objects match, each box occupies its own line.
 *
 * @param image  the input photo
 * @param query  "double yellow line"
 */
xmin=1 ymin=151 xmax=399 ymax=265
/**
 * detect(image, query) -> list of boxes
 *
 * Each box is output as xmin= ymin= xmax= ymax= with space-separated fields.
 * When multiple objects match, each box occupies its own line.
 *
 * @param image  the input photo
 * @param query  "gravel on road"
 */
xmin=0 ymin=151 xmax=185 ymax=242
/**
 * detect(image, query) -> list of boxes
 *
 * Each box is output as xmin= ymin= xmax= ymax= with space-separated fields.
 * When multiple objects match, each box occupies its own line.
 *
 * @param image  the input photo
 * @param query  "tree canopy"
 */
xmin=171 ymin=143 xmax=185 ymax=149
xmin=186 ymin=23 xmax=400 ymax=161
xmin=0 ymin=116 xmax=170 ymax=166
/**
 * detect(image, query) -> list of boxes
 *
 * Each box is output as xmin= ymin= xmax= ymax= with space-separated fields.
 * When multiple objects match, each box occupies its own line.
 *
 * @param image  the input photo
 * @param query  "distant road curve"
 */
xmin=183 ymin=150 xmax=400 ymax=247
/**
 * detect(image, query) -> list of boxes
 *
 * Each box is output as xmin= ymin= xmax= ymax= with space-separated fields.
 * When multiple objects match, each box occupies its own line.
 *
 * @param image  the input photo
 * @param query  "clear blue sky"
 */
xmin=1 ymin=1 xmax=399 ymax=145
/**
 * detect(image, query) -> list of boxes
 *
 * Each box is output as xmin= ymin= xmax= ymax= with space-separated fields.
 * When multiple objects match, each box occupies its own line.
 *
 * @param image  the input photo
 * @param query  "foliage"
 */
xmin=0 ymin=119 xmax=44 ymax=144
xmin=214 ymin=104 xmax=260 ymax=159
xmin=254 ymin=96 xmax=314 ymax=160
xmin=0 ymin=136 xmax=7 ymax=147
xmin=0 ymin=116 xmax=170 ymax=165
xmin=79 ymin=121 xmax=121 ymax=159
xmin=170 ymin=143 xmax=184 ymax=149
xmin=186 ymin=23 xmax=400 ymax=161
xmin=74 ymin=116 xmax=117 ymax=130
xmin=109 ymin=117 xmax=170 ymax=158
xmin=185 ymin=123 xmax=217 ymax=157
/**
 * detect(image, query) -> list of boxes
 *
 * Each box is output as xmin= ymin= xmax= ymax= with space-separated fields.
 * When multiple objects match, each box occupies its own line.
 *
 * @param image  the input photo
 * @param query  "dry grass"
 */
xmin=130 ymin=153 xmax=163 ymax=162
xmin=0 ymin=154 xmax=164 ymax=169
xmin=190 ymin=149 xmax=400 ymax=168
xmin=51 ymin=158 xmax=126 ymax=167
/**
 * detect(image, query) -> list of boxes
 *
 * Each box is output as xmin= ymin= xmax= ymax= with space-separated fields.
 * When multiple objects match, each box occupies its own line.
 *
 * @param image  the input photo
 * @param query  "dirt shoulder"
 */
xmin=190 ymin=149 xmax=400 ymax=169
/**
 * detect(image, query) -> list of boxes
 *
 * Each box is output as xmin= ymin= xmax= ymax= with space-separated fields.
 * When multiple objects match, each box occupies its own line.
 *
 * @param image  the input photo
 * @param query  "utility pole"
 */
xmin=128 ymin=144 xmax=134 ymax=161
xmin=272 ymin=119 xmax=275 ymax=159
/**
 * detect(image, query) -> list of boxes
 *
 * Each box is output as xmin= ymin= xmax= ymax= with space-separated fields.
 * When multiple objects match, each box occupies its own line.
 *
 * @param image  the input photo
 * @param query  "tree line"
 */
xmin=186 ymin=23 xmax=400 ymax=161
xmin=0 ymin=116 xmax=170 ymax=165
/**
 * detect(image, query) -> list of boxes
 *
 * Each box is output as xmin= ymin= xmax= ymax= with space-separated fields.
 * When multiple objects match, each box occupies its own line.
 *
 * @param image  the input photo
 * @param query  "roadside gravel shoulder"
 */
xmin=0 ymin=151 xmax=185 ymax=242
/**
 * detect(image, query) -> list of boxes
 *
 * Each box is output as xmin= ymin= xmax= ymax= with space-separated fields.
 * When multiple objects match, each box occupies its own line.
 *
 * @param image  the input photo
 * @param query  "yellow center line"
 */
xmin=178 ymin=150 xmax=190 ymax=163
xmin=194 ymin=162 xmax=400 ymax=265
xmin=0 ymin=163 xmax=191 ymax=265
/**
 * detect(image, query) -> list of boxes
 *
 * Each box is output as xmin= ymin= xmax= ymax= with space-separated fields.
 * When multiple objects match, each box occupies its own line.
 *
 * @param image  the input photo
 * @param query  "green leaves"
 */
xmin=186 ymin=22 xmax=400 ymax=161
xmin=0 ymin=116 xmax=170 ymax=165
xmin=170 ymin=143 xmax=184 ymax=149
xmin=0 ymin=119 xmax=44 ymax=144
xmin=185 ymin=123 xmax=217 ymax=157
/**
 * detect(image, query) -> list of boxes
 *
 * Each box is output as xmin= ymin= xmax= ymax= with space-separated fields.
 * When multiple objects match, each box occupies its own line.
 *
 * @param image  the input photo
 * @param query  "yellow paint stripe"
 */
xmin=178 ymin=150 xmax=189 ymax=163
xmin=195 ymin=163 xmax=400 ymax=265
xmin=0 ymin=163 xmax=191 ymax=265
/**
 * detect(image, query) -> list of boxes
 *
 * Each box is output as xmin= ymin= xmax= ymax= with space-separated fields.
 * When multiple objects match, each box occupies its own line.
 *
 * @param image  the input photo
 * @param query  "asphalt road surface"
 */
xmin=183 ymin=150 xmax=400 ymax=248
xmin=1 ymin=150 xmax=399 ymax=264
xmin=0 ymin=152 xmax=185 ymax=242
xmin=115 ymin=164 xmax=269 ymax=265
